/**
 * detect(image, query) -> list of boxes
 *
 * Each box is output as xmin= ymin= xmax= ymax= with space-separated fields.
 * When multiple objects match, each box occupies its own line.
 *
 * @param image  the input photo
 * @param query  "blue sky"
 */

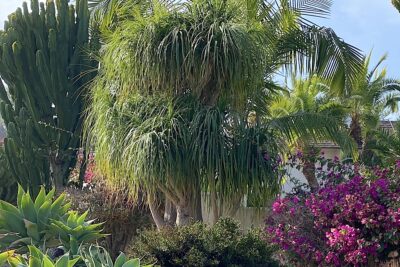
xmin=1 ymin=0 xmax=399 ymax=76
xmin=312 ymin=0 xmax=400 ymax=78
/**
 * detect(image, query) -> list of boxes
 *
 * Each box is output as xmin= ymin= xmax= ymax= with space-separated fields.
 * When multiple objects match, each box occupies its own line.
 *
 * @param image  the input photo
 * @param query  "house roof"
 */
xmin=315 ymin=121 xmax=397 ymax=149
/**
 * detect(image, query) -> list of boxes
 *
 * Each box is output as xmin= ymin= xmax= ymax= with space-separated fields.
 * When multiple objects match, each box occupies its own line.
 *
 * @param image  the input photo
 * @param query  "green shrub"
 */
xmin=133 ymin=218 xmax=279 ymax=267
xmin=0 ymin=186 xmax=105 ymax=253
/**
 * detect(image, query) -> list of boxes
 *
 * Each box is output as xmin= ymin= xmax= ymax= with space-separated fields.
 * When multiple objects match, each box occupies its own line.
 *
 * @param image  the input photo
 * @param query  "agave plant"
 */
xmin=0 ymin=186 xmax=104 ymax=252
xmin=50 ymin=211 xmax=106 ymax=255
xmin=0 ymin=246 xmax=80 ymax=267
xmin=0 ymin=245 xmax=151 ymax=267
xmin=80 ymin=245 xmax=153 ymax=267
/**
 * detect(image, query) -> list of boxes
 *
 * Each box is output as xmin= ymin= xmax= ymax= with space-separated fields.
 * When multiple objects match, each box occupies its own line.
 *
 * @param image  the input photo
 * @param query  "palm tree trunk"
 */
xmin=303 ymin=158 xmax=319 ymax=192
xmin=299 ymin=145 xmax=319 ymax=192
xmin=350 ymin=114 xmax=363 ymax=148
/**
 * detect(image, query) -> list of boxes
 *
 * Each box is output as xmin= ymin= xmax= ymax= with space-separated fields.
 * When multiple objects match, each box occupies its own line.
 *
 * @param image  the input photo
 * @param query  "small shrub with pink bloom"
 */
xmin=266 ymin=155 xmax=400 ymax=266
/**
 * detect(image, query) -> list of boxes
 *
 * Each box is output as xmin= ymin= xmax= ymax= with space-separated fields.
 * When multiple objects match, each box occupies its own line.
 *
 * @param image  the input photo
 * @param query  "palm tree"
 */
xmin=269 ymin=75 xmax=351 ymax=191
xmin=371 ymin=122 xmax=400 ymax=164
xmin=85 ymin=0 xmax=363 ymax=227
xmin=330 ymin=53 xmax=400 ymax=164
xmin=361 ymin=122 xmax=400 ymax=165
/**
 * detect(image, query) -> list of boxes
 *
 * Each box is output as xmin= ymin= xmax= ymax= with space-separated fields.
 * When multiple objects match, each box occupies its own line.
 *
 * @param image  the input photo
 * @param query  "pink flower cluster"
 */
xmin=266 ymin=163 xmax=400 ymax=266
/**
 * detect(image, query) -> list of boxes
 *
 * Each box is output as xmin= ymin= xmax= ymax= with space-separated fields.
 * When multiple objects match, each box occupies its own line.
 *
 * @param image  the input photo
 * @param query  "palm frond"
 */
xmin=267 ymin=112 xmax=357 ymax=156
xmin=288 ymin=0 xmax=332 ymax=18
xmin=302 ymin=26 xmax=364 ymax=95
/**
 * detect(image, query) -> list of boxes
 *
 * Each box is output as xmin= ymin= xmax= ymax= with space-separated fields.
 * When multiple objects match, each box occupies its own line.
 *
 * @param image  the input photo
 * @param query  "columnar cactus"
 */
xmin=0 ymin=0 xmax=97 ymax=194
xmin=0 ymin=145 xmax=17 ymax=202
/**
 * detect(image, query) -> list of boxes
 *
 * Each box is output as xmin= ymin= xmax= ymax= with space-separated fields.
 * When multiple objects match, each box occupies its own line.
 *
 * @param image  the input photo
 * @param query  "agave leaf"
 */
xmin=16 ymin=185 xmax=25 ymax=208
xmin=9 ymin=237 xmax=32 ymax=249
xmin=0 ymin=210 xmax=26 ymax=235
xmin=37 ymin=200 xmax=52 ymax=228
xmin=28 ymin=245 xmax=43 ymax=259
xmin=67 ymin=256 xmax=81 ymax=267
xmin=50 ymin=194 xmax=67 ymax=216
xmin=42 ymin=254 xmax=55 ymax=267
xmin=21 ymin=192 xmax=37 ymax=224
xmin=0 ymin=201 xmax=22 ymax=217
xmin=77 ymin=210 xmax=89 ymax=225
xmin=23 ymin=220 xmax=40 ymax=242
xmin=7 ymin=254 xmax=26 ymax=267
xmin=0 ymin=232 xmax=20 ymax=248
xmin=45 ymin=188 xmax=56 ymax=203
xmin=60 ymin=203 xmax=72 ymax=215
xmin=77 ymin=232 xmax=107 ymax=243
xmin=70 ymin=225 xmax=84 ymax=236
xmin=0 ymin=250 xmax=14 ymax=265
xmin=29 ymin=256 xmax=42 ymax=267
xmin=114 ymin=253 xmax=127 ymax=267
xmin=48 ymin=223 xmax=70 ymax=242
xmin=54 ymin=254 xmax=68 ymax=267
xmin=122 ymin=259 xmax=140 ymax=267
xmin=69 ymin=236 xmax=79 ymax=255
xmin=34 ymin=187 xmax=46 ymax=211
xmin=66 ymin=212 xmax=78 ymax=227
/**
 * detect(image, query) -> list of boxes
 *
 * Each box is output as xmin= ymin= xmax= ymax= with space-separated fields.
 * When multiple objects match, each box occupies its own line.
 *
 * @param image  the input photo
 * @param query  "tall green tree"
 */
xmin=329 ymin=53 xmax=400 ymax=164
xmin=0 ymin=0 xmax=97 ymax=194
xmin=369 ymin=122 xmax=400 ymax=164
xmin=270 ymin=75 xmax=351 ymax=190
xmin=86 ymin=0 xmax=363 ymax=226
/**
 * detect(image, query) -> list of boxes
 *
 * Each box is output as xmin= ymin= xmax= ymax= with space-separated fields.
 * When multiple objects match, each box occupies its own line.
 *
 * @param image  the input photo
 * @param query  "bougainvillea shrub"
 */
xmin=266 ymin=156 xmax=400 ymax=266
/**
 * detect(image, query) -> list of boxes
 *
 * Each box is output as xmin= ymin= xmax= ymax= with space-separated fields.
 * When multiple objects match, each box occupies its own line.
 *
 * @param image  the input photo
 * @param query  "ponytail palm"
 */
xmin=86 ymin=0 xmax=363 ymax=226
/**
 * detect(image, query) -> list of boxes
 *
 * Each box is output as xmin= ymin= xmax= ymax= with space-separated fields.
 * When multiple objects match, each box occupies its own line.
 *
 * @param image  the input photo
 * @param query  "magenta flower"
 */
xmin=265 ymin=161 xmax=400 ymax=266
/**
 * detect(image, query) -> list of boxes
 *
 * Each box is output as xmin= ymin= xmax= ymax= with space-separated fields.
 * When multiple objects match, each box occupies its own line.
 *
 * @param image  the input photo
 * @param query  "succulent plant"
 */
xmin=49 ymin=211 xmax=106 ymax=255
xmin=0 ymin=186 xmax=104 ymax=252
xmin=80 ymin=245 xmax=153 ymax=267
xmin=0 ymin=145 xmax=17 ymax=202
xmin=0 ymin=246 xmax=80 ymax=267
xmin=0 ymin=0 xmax=98 ymax=194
